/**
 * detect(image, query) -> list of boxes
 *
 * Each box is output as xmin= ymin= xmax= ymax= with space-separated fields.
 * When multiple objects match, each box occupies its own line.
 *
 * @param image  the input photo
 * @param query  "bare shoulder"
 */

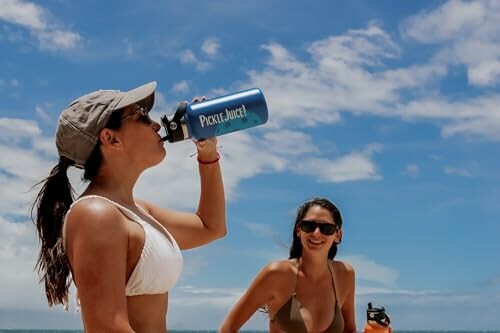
xmin=251 ymin=259 xmax=297 ymax=299
xmin=66 ymin=197 xmax=128 ymax=237
xmin=331 ymin=259 xmax=355 ymax=278
xmin=260 ymin=259 xmax=298 ymax=281
xmin=265 ymin=259 xmax=297 ymax=273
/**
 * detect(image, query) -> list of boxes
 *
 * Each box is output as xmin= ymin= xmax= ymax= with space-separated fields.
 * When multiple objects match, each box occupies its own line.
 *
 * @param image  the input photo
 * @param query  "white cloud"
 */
xmin=124 ymin=126 xmax=360 ymax=211
xmin=0 ymin=142 xmax=53 ymax=179
xmin=402 ymin=0 xmax=500 ymax=86
xmin=0 ymin=0 xmax=46 ymax=29
xmin=179 ymin=49 xmax=211 ymax=71
xmin=246 ymin=28 xmax=447 ymax=129
xmin=0 ymin=216 xmax=48 ymax=309
xmin=201 ymin=37 xmax=220 ymax=57
xmin=37 ymin=28 xmax=81 ymax=51
xmin=238 ymin=21 xmax=500 ymax=141
xmin=0 ymin=117 xmax=42 ymax=141
xmin=0 ymin=0 xmax=81 ymax=50
xmin=309 ymin=23 xmax=401 ymax=67
xmin=0 ymin=78 xmax=19 ymax=90
xmin=291 ymin=144 xmax=382 ymax=183
xmin=262 ymin=130 xmax=320 ymax=156
xmin=171 ymin=80 xmax=190 ymax=94
xmin=340 ymin=254 xmax=399 ymax=287
xmin=401 ymin=0 xmax=486 ymax=43
xmin=403 ymin=164 xmax=419 ymax=179
xmin=393 ymin=95 xmax=500 ymax=139
xmin=178 ymin=38 xmax=221 ymax=71
xmin=35 ymin=104 xmax=51 ymax=122
xmin=444 ymin=166 xmax=472 ymax=177
xmin=123 ymin=37 xmax=135 ymax=56
xmin=467 ymin=59 xmax=500 ymax=85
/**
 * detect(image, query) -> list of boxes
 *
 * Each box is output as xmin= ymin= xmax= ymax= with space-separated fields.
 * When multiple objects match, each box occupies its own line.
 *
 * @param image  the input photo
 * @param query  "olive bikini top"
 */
xmin=271 ymin=261 xmax=344 ymax=333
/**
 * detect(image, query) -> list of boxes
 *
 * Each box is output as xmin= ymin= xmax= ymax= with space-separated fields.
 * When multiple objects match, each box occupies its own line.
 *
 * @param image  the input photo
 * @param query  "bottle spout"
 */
xmin=160 ymin=102 xmax=188 ymax=143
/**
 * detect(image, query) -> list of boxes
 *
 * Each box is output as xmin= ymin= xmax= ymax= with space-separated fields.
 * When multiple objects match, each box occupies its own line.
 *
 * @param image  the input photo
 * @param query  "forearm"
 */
xmin=219 ymin=322 xmax=238 ymax=333
xmin=196 ymin=157 xmax=226 ymax=237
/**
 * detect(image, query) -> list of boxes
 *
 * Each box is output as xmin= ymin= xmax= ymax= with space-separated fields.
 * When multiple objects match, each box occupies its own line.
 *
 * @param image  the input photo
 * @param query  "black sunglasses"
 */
xmin=120 ymin=105 xmax=152 ymax=125
xmin=299 ymin=220 xmax=338 ymax=236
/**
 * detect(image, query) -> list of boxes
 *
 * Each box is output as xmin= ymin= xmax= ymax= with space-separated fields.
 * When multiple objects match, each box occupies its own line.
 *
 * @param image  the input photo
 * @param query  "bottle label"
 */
xmin=184 ymin=88 xmax=269 ymax=140
xmin=199 ymin=104 xmax=248 ymax=128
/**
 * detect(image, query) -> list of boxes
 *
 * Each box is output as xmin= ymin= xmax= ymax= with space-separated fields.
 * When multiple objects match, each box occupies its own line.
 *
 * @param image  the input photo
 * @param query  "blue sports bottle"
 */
xmin=160 ymin=88 xmax=268 ymax=142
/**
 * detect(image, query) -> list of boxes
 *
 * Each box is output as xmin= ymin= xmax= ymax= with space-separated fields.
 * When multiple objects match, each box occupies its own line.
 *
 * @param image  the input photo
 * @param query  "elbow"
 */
xmin=204 ymin=222 xmax=227 ymax=244
xmin=219 ymin=220 xmax=228 ymax=238
xmin=214 ymin=223 xmax=227 ymax=240
xmin=208 ymin=216 xmax=227 ymax=240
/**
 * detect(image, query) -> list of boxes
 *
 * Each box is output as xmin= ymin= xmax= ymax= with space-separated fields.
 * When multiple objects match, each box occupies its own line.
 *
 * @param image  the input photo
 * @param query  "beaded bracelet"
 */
xmin=197 ymin=152 xmax=220 ymax=165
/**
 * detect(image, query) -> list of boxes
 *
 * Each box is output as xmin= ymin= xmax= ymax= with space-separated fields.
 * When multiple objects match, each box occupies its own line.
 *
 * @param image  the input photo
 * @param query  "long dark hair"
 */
xmin=289 ymin=197 xmax=343 ymax=260
xmin=31 ymin=110 xmax=123 ymax=307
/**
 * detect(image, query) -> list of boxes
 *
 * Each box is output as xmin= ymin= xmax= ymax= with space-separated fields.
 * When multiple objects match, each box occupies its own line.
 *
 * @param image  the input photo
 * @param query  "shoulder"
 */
xmin=331 ymin=259 xmax=355 ymax=279
xmin=265 ymin=259 xmax=297 ymax=272
xmin=65 ymin=196 xmax=128 ymax=236
xmin=248 ymin=259 xmax=297 ymax=295
xmin=260 ymin=259 xmax=298 ymax=279
xmin=64 ymin=197 xmax=130 ymax=271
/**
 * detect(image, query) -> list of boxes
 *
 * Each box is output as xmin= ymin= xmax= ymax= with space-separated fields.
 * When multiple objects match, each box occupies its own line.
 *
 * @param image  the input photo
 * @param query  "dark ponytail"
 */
xmin=289 ymin=197 xmax=343 ymax=260
xmin=31 ymin=156 xmax=74 ymax=307
xmin=31 ymin=108 xmax=125 ymax=308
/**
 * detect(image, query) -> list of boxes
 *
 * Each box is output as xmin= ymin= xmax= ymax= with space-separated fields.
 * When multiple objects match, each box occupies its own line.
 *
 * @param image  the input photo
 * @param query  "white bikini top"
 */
xmin=62 ymin=195 xmax=183 ymax=297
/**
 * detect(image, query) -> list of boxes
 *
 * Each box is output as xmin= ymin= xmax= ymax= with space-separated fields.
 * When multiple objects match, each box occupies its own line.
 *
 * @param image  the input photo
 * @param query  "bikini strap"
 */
xmin=62 ymin=195 xmax=145 ymax=249
xmin=328 ymin=260 xmax=339 ymax=302
xmin=293 ymin=258 xmax=301 ymax=296
xmin=67 ymin=194 xmax=143 ymax=221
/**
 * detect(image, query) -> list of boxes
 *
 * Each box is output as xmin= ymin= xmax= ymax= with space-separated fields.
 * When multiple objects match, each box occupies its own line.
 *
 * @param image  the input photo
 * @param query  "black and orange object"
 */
xmin=362 ymin=302 xmax=392 ymax=333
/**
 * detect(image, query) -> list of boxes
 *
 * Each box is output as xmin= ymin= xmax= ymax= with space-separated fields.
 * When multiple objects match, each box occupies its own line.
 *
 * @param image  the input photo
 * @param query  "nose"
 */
xmin=312 ymin=226 xmax=322 ymax=236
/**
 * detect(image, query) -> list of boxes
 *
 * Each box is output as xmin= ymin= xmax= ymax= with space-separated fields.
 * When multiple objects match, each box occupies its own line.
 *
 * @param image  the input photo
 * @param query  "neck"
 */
xmin=84 ymin=163 xmax=140 ymax=207
xmin=298 ymin=253 xmax=330 ymax=281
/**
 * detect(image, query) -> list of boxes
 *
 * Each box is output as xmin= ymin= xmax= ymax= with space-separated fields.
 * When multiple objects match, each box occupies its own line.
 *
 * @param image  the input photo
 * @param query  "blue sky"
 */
xmin=1 ymin=0 xmax=499 ymax=330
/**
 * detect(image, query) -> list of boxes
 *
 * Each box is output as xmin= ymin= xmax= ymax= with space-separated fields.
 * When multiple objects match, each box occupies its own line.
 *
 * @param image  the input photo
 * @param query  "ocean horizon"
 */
xmin=0 ymin=329 xmax=500 ymax=333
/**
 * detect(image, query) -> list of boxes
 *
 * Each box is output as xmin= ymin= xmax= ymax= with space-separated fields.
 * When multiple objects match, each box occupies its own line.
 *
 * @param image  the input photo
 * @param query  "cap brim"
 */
xmin=115 ymin=81 xmax=157 ymax=112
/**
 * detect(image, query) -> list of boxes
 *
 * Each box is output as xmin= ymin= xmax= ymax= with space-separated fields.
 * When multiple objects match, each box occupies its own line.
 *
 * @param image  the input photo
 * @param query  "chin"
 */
xmin=142 ymin=151 xmax=166 ymax=169
xmin=152 ymin=153 xmax=166 ymax=167
xmin=154 ymin=146 xmax=167 ymax=161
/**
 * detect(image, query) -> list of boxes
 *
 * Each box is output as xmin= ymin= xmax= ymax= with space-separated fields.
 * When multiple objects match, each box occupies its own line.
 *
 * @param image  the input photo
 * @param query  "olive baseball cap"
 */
xmin=56 ymin=81 xmax=157 ymax=169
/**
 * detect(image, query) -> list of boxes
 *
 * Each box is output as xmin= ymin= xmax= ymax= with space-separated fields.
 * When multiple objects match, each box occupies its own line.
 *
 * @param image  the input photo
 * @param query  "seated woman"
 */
xmin=220 ymin=197 xmax=356 ymax=333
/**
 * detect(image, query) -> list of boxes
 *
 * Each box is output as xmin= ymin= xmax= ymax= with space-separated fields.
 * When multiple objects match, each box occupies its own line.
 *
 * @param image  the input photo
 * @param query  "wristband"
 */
xmin=197 ymin=152 xmax=220 ymax=165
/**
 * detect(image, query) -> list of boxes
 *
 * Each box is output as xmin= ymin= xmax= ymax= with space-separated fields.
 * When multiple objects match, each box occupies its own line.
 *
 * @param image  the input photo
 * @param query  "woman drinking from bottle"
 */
xmin=32 ymin=81 xmax=226 ymax=333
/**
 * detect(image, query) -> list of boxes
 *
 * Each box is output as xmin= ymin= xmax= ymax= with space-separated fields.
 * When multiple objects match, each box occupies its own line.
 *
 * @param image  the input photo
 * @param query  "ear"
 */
xmin=98 ymin=128 xmax=122 ymax=151
xmin=335 ymin=228 xmax=343 ymax=245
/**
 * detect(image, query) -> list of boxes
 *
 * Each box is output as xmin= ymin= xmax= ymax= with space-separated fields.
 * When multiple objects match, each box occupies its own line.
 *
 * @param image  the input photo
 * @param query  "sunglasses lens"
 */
xmin=300 ymin=220 xmax=317 ymax=233
xmin=320 ymin=224 xmax=336 ymax=235
xmin=300 ymin=220 xmax=337 ymax=235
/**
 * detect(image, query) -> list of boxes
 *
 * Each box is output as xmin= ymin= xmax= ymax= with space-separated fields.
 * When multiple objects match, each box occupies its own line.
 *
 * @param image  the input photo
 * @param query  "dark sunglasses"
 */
xmin=120 ymin=105 xmax=152 ymax=125
xmin=299 ymin=220 xmax=338 ymax=236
